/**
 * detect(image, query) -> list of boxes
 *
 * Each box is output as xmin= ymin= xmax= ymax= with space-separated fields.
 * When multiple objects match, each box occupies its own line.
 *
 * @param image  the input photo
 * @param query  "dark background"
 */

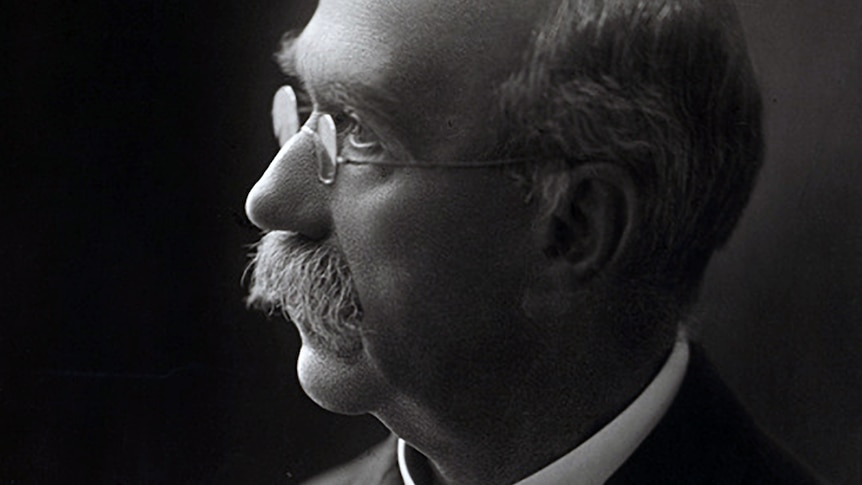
xmin=2 ymin=1 xmax=859 ymax=483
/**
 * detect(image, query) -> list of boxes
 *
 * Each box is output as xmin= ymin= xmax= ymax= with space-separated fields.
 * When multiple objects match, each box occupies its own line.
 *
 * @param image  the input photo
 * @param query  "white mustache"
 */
xmin=245 ymin=231 xmax=363 ymax=358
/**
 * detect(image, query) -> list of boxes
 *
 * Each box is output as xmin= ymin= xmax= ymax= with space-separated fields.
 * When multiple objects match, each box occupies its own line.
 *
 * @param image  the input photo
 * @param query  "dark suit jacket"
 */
xmin=304 ymin=345 xmax=823 ymax=484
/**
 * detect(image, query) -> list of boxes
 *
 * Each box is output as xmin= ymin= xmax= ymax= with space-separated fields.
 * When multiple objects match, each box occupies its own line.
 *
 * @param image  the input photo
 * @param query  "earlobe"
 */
xmin=539 ymin=163 xmax=638 ymax=282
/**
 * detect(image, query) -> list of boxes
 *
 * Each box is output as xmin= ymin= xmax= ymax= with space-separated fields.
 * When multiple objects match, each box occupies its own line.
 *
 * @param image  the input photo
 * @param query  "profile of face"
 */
xmin=245 ymin=0 xmax=552 ymax=415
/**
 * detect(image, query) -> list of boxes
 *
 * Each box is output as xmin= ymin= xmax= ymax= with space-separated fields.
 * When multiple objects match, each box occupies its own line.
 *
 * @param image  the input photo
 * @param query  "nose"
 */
xmin=245 ymin=128 xmax=332 ymax=239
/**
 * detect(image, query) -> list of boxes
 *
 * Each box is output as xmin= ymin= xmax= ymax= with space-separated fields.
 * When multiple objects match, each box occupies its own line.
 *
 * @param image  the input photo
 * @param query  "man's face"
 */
xmin=246 ymin=0 xmax=551 ymax=415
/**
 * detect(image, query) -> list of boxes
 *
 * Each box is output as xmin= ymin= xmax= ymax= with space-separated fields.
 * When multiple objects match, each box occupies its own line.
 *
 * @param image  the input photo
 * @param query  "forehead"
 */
xmin=291 ymin=0 xmax=550 ymax=159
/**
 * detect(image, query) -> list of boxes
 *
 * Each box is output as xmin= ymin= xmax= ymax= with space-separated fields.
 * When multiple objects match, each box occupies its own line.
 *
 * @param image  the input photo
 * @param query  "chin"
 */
xmin=296 ymin=344 xmax=385 ymax=415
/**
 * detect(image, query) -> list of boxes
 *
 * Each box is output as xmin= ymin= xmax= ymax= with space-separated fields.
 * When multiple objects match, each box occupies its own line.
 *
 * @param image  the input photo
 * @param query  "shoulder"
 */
xmin=301 ymin=434 xmax=402 ymax=485
xmin=610 ymin=343 xmax=826 ymax=485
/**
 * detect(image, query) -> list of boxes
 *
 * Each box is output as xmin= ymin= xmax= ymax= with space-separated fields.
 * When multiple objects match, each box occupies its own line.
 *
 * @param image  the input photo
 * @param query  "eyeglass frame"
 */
xmin=272 ymin=85 xmax=533 ymax=185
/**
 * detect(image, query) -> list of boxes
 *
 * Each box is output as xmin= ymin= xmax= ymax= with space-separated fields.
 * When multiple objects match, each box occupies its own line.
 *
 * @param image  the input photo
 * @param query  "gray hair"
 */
xmin=496 ymin=0 xmax=763 ymax=311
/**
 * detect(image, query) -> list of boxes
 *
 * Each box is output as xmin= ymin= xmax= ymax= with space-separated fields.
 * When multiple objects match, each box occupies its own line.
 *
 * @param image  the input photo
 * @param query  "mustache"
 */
xmin=244 ymin=231 xmax=363 ymax=358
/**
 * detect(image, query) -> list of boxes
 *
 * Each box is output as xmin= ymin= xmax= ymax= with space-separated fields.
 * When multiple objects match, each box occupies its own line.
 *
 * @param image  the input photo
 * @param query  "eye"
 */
xmin=338 ymin=112 xmax=385 ymax=162
xmin=347 ymin=123 xmax=379 ymax=148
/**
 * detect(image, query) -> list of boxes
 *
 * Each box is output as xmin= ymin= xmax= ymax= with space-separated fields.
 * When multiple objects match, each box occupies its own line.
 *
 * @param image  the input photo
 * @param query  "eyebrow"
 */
xmin=273 ymin=31 xmax=401 ymax=136
xmin=274 ymin=31 xmax=302 ymax=84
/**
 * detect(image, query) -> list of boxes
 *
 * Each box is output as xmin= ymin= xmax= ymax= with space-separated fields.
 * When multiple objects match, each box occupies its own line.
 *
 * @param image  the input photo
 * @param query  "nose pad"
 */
xmin=245 ymin=128 xmax=332 ymax=239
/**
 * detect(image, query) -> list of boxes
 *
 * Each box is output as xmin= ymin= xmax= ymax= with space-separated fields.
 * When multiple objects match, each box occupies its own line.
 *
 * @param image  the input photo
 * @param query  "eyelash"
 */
xmin=333 ymin=111 xmax=385 ymax=160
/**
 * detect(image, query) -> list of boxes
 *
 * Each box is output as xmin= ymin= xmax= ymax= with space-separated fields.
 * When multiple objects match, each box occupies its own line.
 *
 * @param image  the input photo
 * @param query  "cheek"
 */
xmin=331 ymin=171 xmax=539 ymax=377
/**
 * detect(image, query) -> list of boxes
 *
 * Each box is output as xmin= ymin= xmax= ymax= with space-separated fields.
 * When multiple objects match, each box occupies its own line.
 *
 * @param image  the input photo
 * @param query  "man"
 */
xmin=243 ymin=0 xmax=821 ymax=483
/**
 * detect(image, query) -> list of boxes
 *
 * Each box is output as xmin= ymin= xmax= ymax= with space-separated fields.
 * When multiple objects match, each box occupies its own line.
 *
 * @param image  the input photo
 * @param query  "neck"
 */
xmin=373 ymin=324 xmax=676 ymax=485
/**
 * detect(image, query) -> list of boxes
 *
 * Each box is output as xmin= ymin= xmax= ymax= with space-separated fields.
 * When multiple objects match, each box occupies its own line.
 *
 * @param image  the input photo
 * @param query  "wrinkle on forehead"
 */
xmin=301 ymin=0 xmax=548 ymax=95
xmin=296 ymin=5 xmax=395 ymax=96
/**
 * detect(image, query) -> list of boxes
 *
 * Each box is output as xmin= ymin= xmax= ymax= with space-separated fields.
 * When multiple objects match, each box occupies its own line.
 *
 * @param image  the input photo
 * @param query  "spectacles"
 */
xmin=272 ymin=85 xmax=530 ymax=185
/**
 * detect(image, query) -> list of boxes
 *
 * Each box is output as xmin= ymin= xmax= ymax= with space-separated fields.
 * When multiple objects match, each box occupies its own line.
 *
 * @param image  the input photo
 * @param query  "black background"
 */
xmin=3 ymin=1 xmax=860 ymax=483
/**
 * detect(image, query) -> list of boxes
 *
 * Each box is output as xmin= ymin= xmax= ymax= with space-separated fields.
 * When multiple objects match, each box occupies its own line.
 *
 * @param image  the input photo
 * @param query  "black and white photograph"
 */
xmin=3 ymin=1 xmax=860 ymax=483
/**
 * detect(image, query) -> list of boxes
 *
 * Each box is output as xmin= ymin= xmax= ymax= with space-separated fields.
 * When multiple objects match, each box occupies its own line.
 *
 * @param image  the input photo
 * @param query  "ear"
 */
xmin=539 ymin=162 xmax=639 ymax=282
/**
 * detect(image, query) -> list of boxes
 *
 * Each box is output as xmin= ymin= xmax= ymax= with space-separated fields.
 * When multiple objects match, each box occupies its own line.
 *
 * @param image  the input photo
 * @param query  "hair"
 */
xmin=496 ymin=0 xmax=763 ymax=315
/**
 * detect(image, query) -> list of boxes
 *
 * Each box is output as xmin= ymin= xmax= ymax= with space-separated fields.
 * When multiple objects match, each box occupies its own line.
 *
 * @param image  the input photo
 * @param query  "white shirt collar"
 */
xmin=398 ymin=336 xmax=689 ymax=485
